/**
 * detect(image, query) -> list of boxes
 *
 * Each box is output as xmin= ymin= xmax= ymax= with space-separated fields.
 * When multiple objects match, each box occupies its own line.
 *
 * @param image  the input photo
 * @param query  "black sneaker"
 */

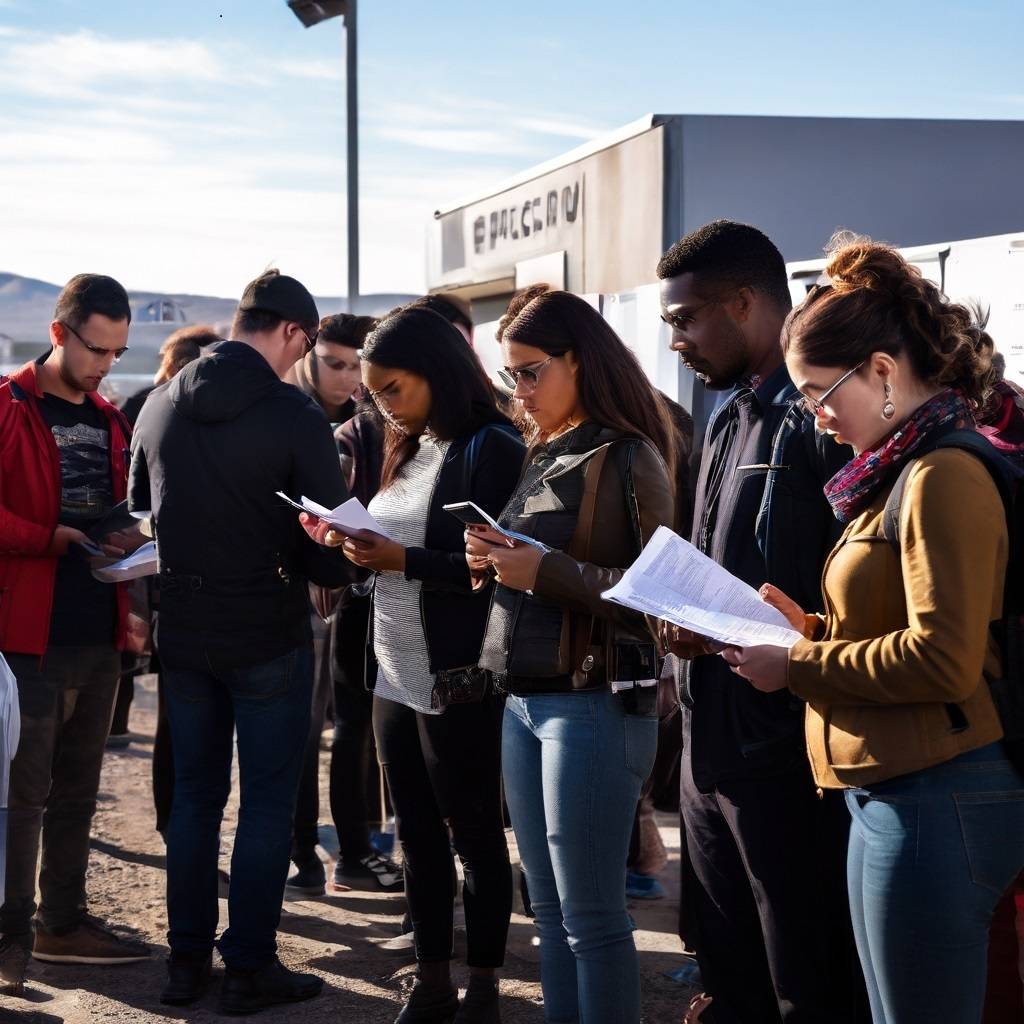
xmin=0 ymin=933 xmax=30 ymax=992
xmin=284 ymin=858 xmax=326 ymax=899
xmin=334 ymin=852 xmax=404 ymax=892
xmin=396 ymin=973 xmax=459 ymax=1024
xmin=160 ymin=951 xmax=212 ymax=1006
xmin=219 ymin=957 xmax=323 ymax=1015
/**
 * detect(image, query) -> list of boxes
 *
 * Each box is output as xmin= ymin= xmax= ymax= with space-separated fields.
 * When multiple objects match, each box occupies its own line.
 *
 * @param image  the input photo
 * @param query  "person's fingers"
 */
xmin=720 ymin=646 xmax=743 ymax=666
xmin=759 ymin=583 xmax=806 ymax=630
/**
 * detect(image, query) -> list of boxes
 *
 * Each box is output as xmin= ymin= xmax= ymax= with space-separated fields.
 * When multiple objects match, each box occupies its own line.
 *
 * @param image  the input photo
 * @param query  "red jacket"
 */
xmin=0 ymin=361 xmax=131 ymax=656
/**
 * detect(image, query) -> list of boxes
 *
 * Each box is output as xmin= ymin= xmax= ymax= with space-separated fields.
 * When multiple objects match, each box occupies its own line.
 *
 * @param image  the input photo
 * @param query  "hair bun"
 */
xmin=825 ymin=234 xmax=907 ymax=298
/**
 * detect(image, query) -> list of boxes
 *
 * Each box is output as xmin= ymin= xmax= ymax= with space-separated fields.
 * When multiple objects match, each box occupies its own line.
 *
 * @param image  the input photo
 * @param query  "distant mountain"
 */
xmin=0 ymin=272 xmax=415 ymax=343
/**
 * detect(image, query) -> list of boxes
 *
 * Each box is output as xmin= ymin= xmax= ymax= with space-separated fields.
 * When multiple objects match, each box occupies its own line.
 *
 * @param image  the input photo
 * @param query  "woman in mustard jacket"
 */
xmin=721 ymin=237 xmax=1024 ymax=1024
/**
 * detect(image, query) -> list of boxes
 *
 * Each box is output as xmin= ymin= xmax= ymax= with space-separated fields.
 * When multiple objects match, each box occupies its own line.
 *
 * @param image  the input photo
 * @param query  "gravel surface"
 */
xmin=0 ymin=675 xmax=694 ymax=1023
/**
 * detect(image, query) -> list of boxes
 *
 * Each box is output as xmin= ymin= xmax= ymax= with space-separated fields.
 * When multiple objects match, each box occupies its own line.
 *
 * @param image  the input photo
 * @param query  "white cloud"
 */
xmin=0 ymin=29 xmax=228 ymax=100
xmin=377 ymin=125 xmax=537 ymax=156
xmin=0 ymin=26 xmax=610 ymax=299
xmin=274 ymin=57 xmax=345 ymax=83
xmin=512 ymin=115 xmax=608 ymax=140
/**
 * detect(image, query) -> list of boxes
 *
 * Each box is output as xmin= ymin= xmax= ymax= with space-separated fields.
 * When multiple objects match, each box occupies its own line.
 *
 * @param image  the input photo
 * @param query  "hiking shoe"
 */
xmin=0 ymin=933 xmax=31 ymax=988
xmin=284 ymin=858 xmax=326 ymax=899
xmin=334 ymin=852 xmax=404 ymax=892
xmin=395 ymin=973 xmax=459 ymax=1023
xmin=32 ymin=918 xmax=150 ymax=965
xmin=219 ymin=957 xmax=322 ymax=1015
xmin=160 ymin=951 xmax=212 ymax=1005
xmin=454 ymin=976 xmax=500 ymax=1024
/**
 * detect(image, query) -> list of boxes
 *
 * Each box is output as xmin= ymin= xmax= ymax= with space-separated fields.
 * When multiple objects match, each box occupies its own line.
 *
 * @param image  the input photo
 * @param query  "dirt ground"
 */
xmin=0 ymin=675 xmax=695 ymax=1023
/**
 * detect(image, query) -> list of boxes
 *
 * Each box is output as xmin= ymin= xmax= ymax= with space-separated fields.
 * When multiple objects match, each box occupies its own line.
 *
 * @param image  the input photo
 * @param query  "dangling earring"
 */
xmin=881 ymin=381 xmax=896 ymax=420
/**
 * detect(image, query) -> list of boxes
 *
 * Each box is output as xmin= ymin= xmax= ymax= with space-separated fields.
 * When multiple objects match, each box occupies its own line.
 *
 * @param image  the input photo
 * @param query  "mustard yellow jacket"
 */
xmin=787 ymin=448 xmax=1008 ymax=788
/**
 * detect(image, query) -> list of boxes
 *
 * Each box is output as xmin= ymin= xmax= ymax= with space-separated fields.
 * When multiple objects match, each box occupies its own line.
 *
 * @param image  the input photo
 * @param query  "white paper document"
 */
xmin=276 ymin=492 xmax=390 ymax=539
xmin=90 ymin=541 xmax=159 ymax=583
xmin=602 ymin=526 xmax=803 ymax=650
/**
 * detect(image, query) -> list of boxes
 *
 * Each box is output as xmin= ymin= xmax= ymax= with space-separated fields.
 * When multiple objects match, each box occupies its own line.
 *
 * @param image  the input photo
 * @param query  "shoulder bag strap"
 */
xmin=559 ymin=443 xmax=614 ymax=676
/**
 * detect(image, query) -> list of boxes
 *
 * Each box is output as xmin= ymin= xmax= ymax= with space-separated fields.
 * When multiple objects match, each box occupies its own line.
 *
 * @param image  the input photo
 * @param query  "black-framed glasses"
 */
xmin=59 ymin=321 xmax=129 ymax=362
xmin=797 ymin=361 xmax=865 ymax=416
xmin=497 ymin=356 xmax=555 ymax=392
xmin=660 ymin=298 xmax=719 ymax=332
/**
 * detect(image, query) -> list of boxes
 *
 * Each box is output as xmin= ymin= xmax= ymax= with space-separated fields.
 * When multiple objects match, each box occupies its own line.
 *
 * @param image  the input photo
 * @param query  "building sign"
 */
xmin=438 ymin=168 xmax=585 ymax=283
xmin=428 ymin=123 xmax=665 ymax=297
xmin=472 ymin=180 xmax=581 ymax=255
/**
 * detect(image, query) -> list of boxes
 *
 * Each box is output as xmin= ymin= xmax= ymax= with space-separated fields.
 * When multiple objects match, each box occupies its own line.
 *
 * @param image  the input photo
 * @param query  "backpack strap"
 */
xmin=883 ymin=430 xmax=1016 ymax=552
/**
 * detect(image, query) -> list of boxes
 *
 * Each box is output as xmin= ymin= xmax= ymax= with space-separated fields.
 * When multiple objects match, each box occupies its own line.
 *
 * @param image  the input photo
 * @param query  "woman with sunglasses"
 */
xmin=302 ymin=305 xmax=524 ymax=1024
xmin=722 ymin=238 xmax=1024 ymax=1023
xmin=464 ymin=286 xmax=677 ymax=1024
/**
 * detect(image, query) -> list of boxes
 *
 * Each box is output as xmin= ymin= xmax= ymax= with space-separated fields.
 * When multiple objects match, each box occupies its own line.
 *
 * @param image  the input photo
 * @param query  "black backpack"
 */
xmin=883 ymin=430 xmax=1024 ymax=773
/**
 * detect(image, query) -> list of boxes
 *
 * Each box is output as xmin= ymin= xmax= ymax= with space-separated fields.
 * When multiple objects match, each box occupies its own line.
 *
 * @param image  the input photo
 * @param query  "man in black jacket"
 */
xmin=658 ymin=222 xmax=865 ymax=1024
xmin=129 ymin=270 xmax=349 ymax=1013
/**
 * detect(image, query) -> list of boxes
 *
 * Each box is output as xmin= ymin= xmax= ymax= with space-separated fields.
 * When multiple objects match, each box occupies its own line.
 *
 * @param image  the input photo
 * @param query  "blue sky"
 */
xmin=0 ymin=0 xmax=1021 ymax=297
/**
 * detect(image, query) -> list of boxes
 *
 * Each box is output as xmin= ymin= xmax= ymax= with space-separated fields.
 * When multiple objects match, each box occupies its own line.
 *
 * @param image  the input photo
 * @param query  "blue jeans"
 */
xmin=503 ymin=690 xmax=658 ymax=1024
xmin=846 ymin=742 xmax=1024 ymax=1023
xmin=163 ymin=644 xmax=313 ymax=969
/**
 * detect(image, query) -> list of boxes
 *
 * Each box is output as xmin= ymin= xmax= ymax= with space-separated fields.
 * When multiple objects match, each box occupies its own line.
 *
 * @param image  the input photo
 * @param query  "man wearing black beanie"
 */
xmin=129 ymin=269 xmax=350 ymax=1013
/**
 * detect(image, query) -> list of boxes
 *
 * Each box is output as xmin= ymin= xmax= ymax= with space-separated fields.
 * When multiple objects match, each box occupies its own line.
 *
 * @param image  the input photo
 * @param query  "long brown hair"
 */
xmin=498 ymin=285 xmax=677 ymax=477
xmin=782 ymin=233 xmax=997 ymax=408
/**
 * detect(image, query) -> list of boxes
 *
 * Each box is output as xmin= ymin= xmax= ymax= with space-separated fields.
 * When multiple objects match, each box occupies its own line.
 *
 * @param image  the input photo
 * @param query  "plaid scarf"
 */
xmin=824 ymin=388 xmax=975 ymax=523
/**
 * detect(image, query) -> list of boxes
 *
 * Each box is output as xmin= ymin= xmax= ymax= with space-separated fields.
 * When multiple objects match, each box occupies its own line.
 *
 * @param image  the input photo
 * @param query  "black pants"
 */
xmin=680 ymin=752 xmax=868 ymax=1024
xmin=373 ymin=693 xmax=511 ymax=967
xmin=330 ymin=683 xmax=377 ymax=863
xmin=153 ymin=652 xmax=175 ymax=836
xmin=291 ymin=620 xmax=333 ymax=860
xmin=1 ymin=646 xmax=119 ymax=936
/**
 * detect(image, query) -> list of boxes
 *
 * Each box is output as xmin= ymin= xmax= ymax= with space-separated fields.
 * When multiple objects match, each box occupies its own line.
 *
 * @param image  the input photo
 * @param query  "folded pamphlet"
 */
xmin=276 ymin=492 xmax=391 ymax=540
xmin=90 ymin=541 xmax=159 ymax=583
xmin=602 ymin=526 xmax=803 ymax=650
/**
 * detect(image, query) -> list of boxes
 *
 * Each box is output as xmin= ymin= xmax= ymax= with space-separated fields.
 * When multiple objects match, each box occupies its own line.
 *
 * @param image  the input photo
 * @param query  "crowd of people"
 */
xmin=0 ymin=218 xmax=1022 ymax=1024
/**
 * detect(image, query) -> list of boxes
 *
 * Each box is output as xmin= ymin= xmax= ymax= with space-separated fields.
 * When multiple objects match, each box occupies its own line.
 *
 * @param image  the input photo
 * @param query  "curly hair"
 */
xmin=782 ymin=233 xmax=997 ymax=409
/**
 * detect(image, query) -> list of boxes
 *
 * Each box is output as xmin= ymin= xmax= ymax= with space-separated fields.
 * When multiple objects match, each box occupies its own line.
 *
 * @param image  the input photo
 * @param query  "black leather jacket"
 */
xmin=479 ymin=421 xmax=675 ymax=693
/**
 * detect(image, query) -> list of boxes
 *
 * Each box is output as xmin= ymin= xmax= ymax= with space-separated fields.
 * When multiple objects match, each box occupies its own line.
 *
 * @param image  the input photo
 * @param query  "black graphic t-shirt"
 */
xmin=39 ymin=393 xmax=117 ymax=646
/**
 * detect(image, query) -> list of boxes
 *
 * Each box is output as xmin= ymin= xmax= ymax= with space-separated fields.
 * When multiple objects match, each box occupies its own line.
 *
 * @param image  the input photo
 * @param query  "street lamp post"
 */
xmin=286 ymin=0 xmax=359 ymax=311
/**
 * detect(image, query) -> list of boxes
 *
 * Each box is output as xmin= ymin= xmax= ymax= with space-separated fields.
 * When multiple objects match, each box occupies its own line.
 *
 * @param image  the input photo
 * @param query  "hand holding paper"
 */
xmin=277 ymin=492 xmax=390 ymax=540
xmin=602 ymin=526 xmax=804 ymax=650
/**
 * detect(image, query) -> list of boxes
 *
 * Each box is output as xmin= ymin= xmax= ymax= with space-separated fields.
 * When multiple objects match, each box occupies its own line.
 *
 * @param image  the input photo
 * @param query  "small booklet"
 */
xmin=602 ymin=526 xmax=803 ymax=650
xmin=276 ymin=492 xmax=390 ymax=540
xmin=90 ymin=541 xmax=159 ymax=583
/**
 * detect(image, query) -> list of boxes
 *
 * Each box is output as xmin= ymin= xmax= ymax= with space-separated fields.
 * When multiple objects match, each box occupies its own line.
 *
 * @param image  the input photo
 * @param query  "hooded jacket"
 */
xmin=129 ymin=340 xmax=349 ymax=670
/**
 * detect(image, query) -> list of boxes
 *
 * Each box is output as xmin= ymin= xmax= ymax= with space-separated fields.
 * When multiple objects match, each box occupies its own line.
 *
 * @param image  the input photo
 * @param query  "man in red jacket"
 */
xmin=0 ymin=274 xmax=149 ymax=988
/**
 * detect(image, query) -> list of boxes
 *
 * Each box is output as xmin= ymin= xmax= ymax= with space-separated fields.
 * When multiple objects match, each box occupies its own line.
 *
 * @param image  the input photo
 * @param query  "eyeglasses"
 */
xmin=60 ymin=322 xmax=129 ymax=362
xmin=301 ymin=328 xmax=318 ymax=354
xmin=797 ymin=361 xmax=865 ymax=416
xmin=660 ymin=298 xmax=718 ymax=333
xmin=497 ymin=356 xmax=556 ymax=392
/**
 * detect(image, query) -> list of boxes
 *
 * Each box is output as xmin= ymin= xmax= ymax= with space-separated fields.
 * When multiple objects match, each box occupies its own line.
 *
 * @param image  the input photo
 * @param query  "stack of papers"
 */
xmin=602 ymin=526 xmax=803 ymax=650
xmin=276 ymin=492 xmax=390 ymax=539
xmin=91 ymin=541 xmax=159 ymax=583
